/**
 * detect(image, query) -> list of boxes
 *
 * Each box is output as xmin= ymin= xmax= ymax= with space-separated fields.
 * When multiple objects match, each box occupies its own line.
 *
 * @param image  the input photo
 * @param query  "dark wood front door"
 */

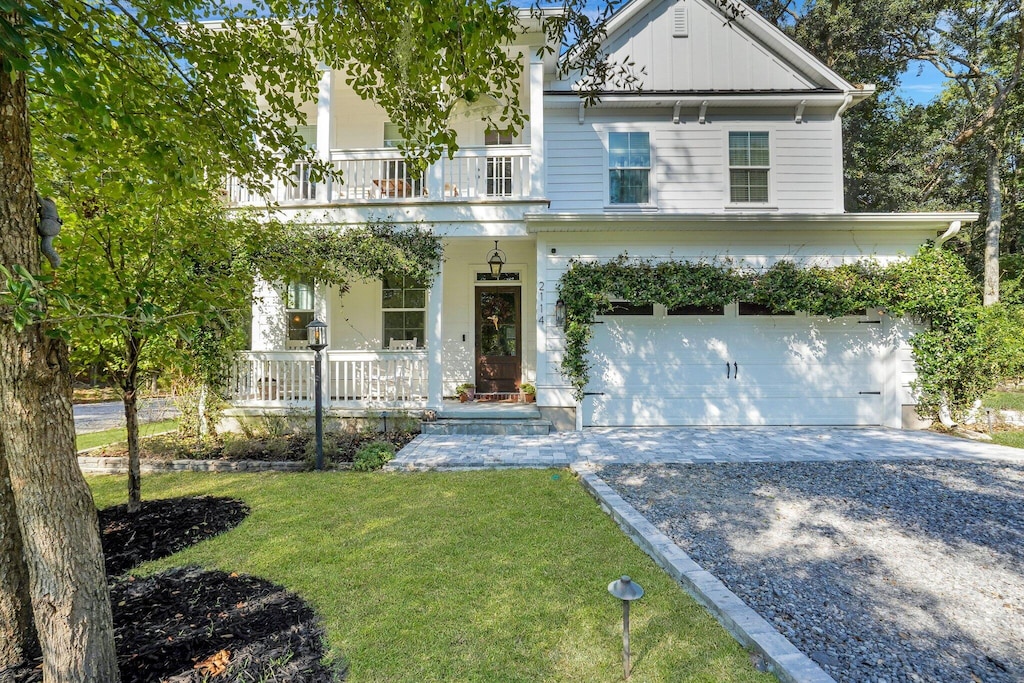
xmin=475 ymin=287 xmax=521 ymax=393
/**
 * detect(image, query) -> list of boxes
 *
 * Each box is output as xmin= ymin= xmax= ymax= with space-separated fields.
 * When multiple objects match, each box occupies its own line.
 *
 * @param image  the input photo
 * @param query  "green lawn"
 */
xmin=982 ymin=391 xmax=1024 ymax=412
xmin=991 ymin=431 xmax=1024 ymax=449
xmin=76 ymin=419 xmax=180 ymax=451
xmin=88 ymin=471 xmax=773 ymax=683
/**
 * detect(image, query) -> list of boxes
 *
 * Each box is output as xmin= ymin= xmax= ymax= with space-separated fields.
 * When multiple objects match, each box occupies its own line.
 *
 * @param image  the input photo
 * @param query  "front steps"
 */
xmin=421 ymin=403 xmax=552 ymax=435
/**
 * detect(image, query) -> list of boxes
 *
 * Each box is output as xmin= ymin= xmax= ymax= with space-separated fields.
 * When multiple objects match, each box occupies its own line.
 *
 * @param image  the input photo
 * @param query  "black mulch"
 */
xmin=112 ymin=567 xmax=343 ymax=682
xmin=100 ymin=496 xmax=251 ymax=576
xmin=4 ymin=496 xmax=344 ymax=682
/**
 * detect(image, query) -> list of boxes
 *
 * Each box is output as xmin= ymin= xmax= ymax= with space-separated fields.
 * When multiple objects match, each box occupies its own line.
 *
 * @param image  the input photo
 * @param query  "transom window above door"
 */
xmin=608 ymin=132 xmax=650 ymax=204
xmin=382 ymin=273 xmax=425 ymax=348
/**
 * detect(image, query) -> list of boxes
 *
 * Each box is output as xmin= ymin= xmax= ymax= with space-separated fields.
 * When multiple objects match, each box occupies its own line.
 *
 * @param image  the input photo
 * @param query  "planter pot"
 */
xmin=459 ymin=392 xmax=469 ymax=403
xmin=521 ymin=393 xmax=536 ymax=403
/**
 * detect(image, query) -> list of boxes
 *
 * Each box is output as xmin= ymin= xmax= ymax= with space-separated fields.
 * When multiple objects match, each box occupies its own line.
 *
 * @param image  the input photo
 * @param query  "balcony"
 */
xmin=225 ymin=145 xmax=533 ymax=207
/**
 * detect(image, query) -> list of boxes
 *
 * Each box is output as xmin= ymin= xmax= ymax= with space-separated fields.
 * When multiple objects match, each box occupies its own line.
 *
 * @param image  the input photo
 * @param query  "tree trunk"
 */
xmin=0 ymin=444 xmax=38 ymax=670
xmin=984 ymin=144 xmax=1002 ymax=306
xmin=1 ymin=46 xmax=120 ymax=683
xmin=124 ymin=379 xmax=141 ymax=514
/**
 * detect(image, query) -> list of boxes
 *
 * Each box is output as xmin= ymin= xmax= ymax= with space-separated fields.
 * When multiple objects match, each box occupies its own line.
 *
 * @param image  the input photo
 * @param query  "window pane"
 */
xmin=382 ymin=289 xmax=402 ymax=308
xmin=286 ymin=281 xmax=314 ymax=310
xmin=383 ymin=122 xmax=404 ymax=147
xmin=287 ymin=311 xmax=313 ymax=340
xmin=728 ymin=132 xmax=749 ymax=166
xmin=610 ymin=170 xmax=649 ymax=204
xmin=628 ymin=133 xmax=650 ymax=166
xmin=405 ymin=288 xmax=426 ymax=309
xmin=609 ymin=132 xmax=629 ymax=156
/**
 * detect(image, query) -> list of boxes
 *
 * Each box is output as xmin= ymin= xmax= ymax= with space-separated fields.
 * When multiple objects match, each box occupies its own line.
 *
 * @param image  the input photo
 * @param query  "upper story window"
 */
xmin=609 ymin=132 xmax=650 ymax=204
xmin=728 ymin=132 xmax=770 ymax=203
xmin=383 ymin=122 xmax=405 ymax=148
xmin=485 ymin=128 xmax=516 ymax=197
xmin=285 ymin=280 xmax=315 ymax=347
xmin=382 ymin=273 xmax=426 ymax=348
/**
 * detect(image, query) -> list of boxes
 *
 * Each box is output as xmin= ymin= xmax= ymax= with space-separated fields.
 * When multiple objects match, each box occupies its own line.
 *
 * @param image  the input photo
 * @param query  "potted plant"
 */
xmin=519 ymin=382 xmax=536 ymax=403
xmin=455 ymin=382 xmax=476 ymax=402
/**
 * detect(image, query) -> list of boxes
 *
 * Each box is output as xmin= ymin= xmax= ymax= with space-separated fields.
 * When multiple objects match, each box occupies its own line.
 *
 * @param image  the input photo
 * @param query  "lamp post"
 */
xmin=306 ymin=318 xmax=328 ymax=471
xmin=608 ymin=575 xmax=644 ymax=680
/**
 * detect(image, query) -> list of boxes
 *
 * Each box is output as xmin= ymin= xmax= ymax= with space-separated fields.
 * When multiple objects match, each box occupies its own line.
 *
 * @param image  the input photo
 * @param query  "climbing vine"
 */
xmin=557 ymin=247 xmax=1022 ymax=420
xmin=245 ymin=217 xmax=444 ymax=290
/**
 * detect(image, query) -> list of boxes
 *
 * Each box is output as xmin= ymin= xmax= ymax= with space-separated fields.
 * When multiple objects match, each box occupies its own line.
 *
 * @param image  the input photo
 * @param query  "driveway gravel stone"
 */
xmin=601 ymin=459 xmax=1024 ymax=683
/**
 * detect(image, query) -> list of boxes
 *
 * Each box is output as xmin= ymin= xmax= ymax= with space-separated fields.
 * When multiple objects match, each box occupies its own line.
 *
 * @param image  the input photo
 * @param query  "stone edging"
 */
xmin=572 ymin=465 xmax=836 ymax=683
xmin=77 ymin=454 xmax=307 ymax=474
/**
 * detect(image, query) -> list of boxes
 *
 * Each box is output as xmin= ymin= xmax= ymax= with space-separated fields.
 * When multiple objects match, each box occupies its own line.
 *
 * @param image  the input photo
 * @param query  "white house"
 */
xmin=227 ymin=0 xmax=976 ymax=432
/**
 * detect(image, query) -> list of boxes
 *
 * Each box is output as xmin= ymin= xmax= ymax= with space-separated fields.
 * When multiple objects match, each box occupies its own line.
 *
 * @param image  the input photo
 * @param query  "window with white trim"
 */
xmin=485 ymin=128 xmax=515 ymax=196
xmin=382 ymin=273 xmax=426 ymax=348
xmin=285 ymin=280 xmax=315 ymax=344
xmin=728 ymin=131 xmax=770 ymax=203
xmin=609 ymin=132 xmax=650 ymax=204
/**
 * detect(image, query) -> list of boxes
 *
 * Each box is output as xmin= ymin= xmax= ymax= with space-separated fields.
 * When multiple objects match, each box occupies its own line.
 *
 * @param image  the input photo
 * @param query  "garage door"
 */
xmin=583 ymin=306 xmax=889 ymax=426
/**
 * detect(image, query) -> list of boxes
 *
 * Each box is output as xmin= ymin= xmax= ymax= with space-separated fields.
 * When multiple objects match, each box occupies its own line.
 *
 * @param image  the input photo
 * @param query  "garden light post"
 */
xmin=608 ymin=575 xmax=644 ymax=680
xmin=306 ymin=318 xmax=328 ymax=471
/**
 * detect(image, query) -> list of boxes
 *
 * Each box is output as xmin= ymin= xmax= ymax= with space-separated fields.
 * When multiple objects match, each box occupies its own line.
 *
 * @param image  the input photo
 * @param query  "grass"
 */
xmin=88 ymin=471 xmax=774 ymax=683
xmin=991 ymin=431 xmax=1024 ymax=449
xmin=76 ymin=419 xmax=180 ymax=452
xmin=982 ymin=391 xmax=1024 ymax=412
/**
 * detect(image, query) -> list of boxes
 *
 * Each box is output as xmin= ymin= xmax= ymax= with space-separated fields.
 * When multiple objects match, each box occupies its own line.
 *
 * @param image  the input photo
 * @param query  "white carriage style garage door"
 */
xmin=582 ymin=302 xmax=895 ymax=427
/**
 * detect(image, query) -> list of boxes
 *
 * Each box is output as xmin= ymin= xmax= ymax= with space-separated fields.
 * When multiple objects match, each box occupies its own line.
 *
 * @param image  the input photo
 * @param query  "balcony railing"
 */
xmin=230 ymin=350 xmax=428 ymax=407
xmin=224 ymin=145 xmax=531 ymax=206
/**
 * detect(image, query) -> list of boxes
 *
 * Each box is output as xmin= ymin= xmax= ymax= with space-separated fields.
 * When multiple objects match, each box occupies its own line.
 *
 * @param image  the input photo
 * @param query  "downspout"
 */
xmin=836 ymin=93 xmax=854 ymax=117
xmin=934 ymin=220 xmax=963 ymax=429
xmin=935 ymin=220 xmax=962 ymax=249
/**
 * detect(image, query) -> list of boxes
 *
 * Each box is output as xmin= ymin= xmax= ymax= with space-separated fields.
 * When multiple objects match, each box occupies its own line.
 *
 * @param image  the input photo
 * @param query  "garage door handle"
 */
xmin=726 ymin=362 xmax=730 ymax=379
xmin=733 ymin=362 xmax=738 ymax=379
xmin=859 ymin=391 xmax=881 ymax=395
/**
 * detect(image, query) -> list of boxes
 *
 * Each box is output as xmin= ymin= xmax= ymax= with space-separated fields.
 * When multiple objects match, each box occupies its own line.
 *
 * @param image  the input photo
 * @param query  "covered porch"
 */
xmin=235 ymin=237 xmax=539 ymax=412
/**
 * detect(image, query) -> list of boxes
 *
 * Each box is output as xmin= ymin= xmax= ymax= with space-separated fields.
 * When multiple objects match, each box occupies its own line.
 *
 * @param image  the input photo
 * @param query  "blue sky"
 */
xmin=898 ymin=61 xmax=947 ymax=104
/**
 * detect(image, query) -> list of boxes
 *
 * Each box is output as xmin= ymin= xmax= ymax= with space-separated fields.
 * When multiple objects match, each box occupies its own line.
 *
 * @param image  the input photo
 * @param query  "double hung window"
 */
xmin=609 ymin=132 xmax=650 ymax=204
xmin=728 ymin=132 xmax=770 ymax=203
xmin=382 ymin=274 xmax=426 ymax=347
xmin=285 ymin=281 xmax=315 ymax=345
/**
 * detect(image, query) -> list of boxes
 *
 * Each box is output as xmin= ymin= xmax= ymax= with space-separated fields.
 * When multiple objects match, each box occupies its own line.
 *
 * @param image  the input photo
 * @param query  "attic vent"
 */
xmin=674 ymin=2 xmax=689 ymax=37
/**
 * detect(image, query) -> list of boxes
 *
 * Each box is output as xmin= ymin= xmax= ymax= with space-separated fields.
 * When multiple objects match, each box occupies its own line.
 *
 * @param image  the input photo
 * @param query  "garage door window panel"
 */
xmin=668 ymin=303 xmax=726 ymax=316
xmin=738 ymin=301 xmax=795 ymax=316
xmin=605 ymin=301 xmax=654 ymax=315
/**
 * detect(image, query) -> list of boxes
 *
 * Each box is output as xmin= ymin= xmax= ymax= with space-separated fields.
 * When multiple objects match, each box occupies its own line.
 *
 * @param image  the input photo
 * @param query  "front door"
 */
xmin=475 ymin=287 xmax=521 ymax=393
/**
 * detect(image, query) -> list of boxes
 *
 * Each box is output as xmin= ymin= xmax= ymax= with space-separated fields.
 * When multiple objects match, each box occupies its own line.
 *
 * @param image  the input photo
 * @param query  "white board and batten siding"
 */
xmin=596 ymin=0 xmax=818 ymax=92
xmin=544 ymin=108 xmax=844 ymax=214
xmin=536 ymin=235 xmax=920 ymax=428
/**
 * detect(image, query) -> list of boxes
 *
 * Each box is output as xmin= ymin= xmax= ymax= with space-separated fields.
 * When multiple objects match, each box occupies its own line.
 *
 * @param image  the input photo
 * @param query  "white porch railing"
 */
xmin=224 ymin=146 xmax=531 ymax=206
xmin=229 ymin=350 xmax=428 ymax=407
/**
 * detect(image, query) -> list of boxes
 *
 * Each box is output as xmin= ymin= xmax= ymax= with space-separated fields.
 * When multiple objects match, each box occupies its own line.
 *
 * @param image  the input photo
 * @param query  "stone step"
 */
xmin=421 ymin=418 xmax=552 ymax=436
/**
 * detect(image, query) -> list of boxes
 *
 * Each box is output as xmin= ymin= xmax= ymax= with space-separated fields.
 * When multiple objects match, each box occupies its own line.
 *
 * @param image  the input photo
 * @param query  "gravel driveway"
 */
xmin=601 ymin=459 xmax=1024 ymax=683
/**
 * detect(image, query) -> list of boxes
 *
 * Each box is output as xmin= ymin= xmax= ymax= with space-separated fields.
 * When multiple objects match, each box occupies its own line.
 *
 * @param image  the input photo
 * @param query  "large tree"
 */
xmin=1 ymin=1 xmax=624 ymax=677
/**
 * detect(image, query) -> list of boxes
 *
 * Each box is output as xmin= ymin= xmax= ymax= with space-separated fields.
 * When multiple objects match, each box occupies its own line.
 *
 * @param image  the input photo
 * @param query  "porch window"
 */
xmin=287 ymin=125 xmax=318 ymax=200
xmin=609 ymin=132 xmax=650 ymax=204
xmin=382 ymin=273 xmax=426 ymax=348
xmin=381 ymin=123 xmax=420 ymax=197
xmin=485 ymin=128 xmax=515 ymax=197
xmin=286 ymin=280 xmax=315 ymax=344
xmin=728 ymin=132 xmax=770 ymax=203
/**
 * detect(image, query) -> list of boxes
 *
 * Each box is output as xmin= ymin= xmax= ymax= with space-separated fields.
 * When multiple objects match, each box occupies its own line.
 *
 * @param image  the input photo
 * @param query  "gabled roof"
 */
xmin=573 ymin=0 xmax=872 ymax=100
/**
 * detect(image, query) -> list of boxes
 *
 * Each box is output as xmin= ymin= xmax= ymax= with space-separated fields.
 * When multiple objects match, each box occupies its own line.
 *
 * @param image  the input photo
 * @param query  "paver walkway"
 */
xmin=387 ymin=426 xmax=1024 ymax=470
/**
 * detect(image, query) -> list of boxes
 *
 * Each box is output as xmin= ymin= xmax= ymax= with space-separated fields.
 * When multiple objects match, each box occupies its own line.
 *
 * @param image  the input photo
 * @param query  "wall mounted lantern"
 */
xmin=486 ymin=240 xmax=506 ymax=279
xmin=554 ymin=298 xmax=566 ymax=327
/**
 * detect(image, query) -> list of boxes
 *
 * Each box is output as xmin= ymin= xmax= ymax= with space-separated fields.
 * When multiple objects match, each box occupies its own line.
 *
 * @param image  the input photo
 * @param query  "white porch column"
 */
xmin=529 ymin=52 xmax=545 ymax=198
xmin=252 ymin=278 xmax=285 ymax=350
xmin=316 ymin=67 xmax=333 ymax=202
xmin=427 ymin=260 xmax=445 ymax=410
xmin=534 ymin=237 xmax=548 ymax=393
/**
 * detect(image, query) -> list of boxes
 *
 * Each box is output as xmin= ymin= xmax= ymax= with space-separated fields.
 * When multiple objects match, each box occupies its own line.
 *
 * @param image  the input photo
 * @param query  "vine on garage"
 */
xmin=557 ymin=246 xmax=1024 ymax=421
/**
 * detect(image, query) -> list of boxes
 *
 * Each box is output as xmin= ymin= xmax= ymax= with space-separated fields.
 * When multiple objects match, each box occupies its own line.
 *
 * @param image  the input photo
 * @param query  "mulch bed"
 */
xmin=8 ymin=496 xmax=343 ymax=682
xmin=112 ymin=567 xmax=342 ymax=682
xmin=100 ymin=496 xmax=251 ymax=576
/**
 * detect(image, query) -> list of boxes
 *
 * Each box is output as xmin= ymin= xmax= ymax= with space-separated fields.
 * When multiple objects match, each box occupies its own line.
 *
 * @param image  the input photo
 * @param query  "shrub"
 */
xmin=352 ymin=441 xmax=396 ymax=471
